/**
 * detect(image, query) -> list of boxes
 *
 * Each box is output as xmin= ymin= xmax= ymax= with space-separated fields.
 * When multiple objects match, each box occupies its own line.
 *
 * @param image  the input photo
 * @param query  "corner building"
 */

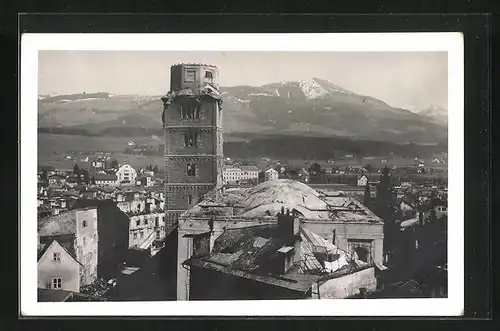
xmin=161 ymin=64 xmax=224 ymax=236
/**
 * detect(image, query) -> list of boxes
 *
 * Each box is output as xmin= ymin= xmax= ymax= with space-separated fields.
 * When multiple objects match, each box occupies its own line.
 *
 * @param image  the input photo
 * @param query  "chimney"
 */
xmin=52 ymin=207 xmax=60 ymax=216
xmin=277 ymin=207 xmax=302 ymax=274
xmin=419 ymin=211 xmax=424 ymax=226
xmin=277 ymin=207 xmax=299 ymax=241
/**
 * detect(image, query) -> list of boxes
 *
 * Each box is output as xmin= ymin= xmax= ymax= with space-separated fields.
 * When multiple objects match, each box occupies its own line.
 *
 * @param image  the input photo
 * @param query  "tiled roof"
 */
xmin=240 ymin=166 xmax=259 ymax=171
xmin=187 ymin=222 xmax=365 ymax=291
xmin=95 ymin=174 xmax=117 ymax=181
xmin=38 ymin=235 xmax=78 ymax=261
xmin=38 ymin=211 xmax=77 ymax=236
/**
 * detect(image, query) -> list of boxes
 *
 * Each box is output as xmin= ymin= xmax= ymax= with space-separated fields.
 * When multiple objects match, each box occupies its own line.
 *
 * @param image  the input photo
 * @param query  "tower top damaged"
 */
xmin=162 ymin=64 xmax=222 ymax=126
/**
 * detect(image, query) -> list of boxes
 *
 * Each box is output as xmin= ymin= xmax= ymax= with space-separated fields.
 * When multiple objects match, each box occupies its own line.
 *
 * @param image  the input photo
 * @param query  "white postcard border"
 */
xmin=21 ymin=32 xmax=464 ymax=316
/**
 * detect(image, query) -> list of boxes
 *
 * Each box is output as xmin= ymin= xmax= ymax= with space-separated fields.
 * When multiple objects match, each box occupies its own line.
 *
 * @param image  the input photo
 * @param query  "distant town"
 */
xmin=37 ymin=62 xmax=448 ymax=302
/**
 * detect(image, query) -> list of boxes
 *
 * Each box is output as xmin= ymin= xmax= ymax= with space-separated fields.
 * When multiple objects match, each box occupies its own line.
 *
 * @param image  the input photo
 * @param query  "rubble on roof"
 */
xmin=182 ymin=179 xmax=382 ymax=224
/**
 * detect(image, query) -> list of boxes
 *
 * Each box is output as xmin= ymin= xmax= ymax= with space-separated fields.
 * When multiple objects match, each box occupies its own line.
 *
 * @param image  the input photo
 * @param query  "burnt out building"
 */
xmin=161 ymin=63 xmax=224 ymax=236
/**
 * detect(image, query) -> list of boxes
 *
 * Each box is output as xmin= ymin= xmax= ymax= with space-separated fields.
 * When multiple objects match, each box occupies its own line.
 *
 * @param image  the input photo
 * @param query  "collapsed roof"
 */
xmin=181 ymin=179 xmax=382 ymax=224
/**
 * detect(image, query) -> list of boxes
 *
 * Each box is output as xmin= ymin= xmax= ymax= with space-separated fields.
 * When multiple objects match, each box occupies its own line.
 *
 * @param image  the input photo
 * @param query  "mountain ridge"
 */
xmin=38 ymin=78 xmax=447 ymax=144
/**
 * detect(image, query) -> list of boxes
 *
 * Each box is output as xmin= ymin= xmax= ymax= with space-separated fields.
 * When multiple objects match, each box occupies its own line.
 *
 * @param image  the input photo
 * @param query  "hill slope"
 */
xmin=38 ymin=78 xmax=447 ymax=143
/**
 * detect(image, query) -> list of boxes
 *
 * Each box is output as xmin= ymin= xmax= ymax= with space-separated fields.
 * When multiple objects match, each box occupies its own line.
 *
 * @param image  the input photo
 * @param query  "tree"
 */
xmin=73 ymin=164 xmax=80 ymax=175
xmin=309 ymin=162 xmax=322 ymax=176
xmin=258 ymin=171 xmax=266 ymax=183
xmin=363 ymin=183 xmax=371 ymax=208
xmin=376 ymin=166 xmax=398 ymax=251
xmin=91 ymin=176 xmax=96 ymax=185
xmin=364 ymin=163 xmax=374 ymax=173
xmin=41 ymin=170 xmax=48 ymax=182
xmin=153 ymin=164 xmax=159 ymax=174
xmin=81 ymin=169 xmax=90 ymax=184
xmin=110 ymin=159 xmax=119 ymax=169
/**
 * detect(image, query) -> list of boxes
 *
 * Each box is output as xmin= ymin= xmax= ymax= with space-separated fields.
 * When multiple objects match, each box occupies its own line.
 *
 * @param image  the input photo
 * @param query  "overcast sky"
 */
xmin=39 ymin=51 xmax=448 ymax=109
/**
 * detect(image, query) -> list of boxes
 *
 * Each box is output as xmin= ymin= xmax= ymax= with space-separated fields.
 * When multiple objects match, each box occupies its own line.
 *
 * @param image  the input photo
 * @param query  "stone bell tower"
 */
xmin=161 ymin=63 xmax=224 ymax=236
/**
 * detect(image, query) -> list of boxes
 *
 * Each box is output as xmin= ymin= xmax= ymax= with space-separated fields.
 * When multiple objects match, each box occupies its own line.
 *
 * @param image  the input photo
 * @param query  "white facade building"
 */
xmin=116 ymin=164 xmax=137 ymax=185
xmin=264 ymin=168 xmax=279 ymax=181
xmin=357 ymin=174 xmax=368 ymax=187
xmin=222 ymin=166 xmax=259 ymax=184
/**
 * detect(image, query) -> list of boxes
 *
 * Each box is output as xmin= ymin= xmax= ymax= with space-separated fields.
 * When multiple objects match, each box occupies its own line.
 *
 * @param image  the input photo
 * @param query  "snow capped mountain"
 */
xmin=38 ymin=78 xmax=447 ymax=143
xmin=299 ymin=77 xmax=353 ymax=99
xmin=299 ymin=78 xmax=331 ymax=99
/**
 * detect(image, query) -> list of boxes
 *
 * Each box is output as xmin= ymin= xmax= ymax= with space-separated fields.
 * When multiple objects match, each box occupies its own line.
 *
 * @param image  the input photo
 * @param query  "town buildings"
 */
xmin=176 ymin=179 xmax=385 ymax=300
xmin=38 ymin=239 xmax=83 ymax=292
xmin=161 ymin=63 xmax=224 ymax=235
xmin=222 ymin=166 xmax=259 ymax=185
xmin=116 ymin=164 xmax=138 ymax=185
xmin=94 ymin=173 xmax=119 ymax=186
xmin=183 ymin=209 xmax=378 ymax=300
xmin=71 ymin=199 xmax=130 ymax=279
xmin=127 ymin=209 xmax=166 ymax=254
xmin=38 ymin=207 xmax=99 ymax=287
xmin=357 ymin=174 xmax=368 ymax=187
xmin=264 ymin=168 xmax=279 ymax=181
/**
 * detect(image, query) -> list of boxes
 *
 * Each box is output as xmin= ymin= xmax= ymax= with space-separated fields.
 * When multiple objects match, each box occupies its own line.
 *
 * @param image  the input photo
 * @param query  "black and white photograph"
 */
xmin=21 ymin=33 xmax=464 ymax=316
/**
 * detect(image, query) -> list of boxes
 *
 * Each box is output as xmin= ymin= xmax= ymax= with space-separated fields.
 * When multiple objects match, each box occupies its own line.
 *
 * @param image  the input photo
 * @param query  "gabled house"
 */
xmin=38 ymin=207 xmax=98 ymax=286
xmin=357 ymin=174 xmax=368 ymax=187
xmin=38 ymin=239 xmax=83 ymax=293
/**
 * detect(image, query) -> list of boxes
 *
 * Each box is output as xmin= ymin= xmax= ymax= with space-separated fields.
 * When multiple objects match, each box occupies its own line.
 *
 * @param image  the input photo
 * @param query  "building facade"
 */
xmin=116 ymin=164 xmax=137 ymax=185
xmin=38 ymin=240 xmax=82 ymax=293
xmin=128 ymin=211 xmax=166 ymax=252
xmin=264 ymin=168 xmax=279 ymax=181
xmin=161 ymin=63 xmax=224 ymax=235
xmin=357 ymin=174 xmax=368 ymax=187
xmin=38 ymin=208 xmax=99 ymax=286
xmin=72 ymin=199 xmax=130 ymax=280
xmin=222 ymin=166 xmax=259 ymax=185
xmin=176 ymin=179 xmax=385 ymax=300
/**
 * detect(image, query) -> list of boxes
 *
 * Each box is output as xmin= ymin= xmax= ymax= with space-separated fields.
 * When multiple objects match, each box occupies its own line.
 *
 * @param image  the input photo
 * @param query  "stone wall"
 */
xmin=75 ymin=208 xmax=98 ymax=286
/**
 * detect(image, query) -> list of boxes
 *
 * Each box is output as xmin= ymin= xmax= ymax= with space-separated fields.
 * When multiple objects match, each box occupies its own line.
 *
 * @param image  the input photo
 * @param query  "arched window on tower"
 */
xmin=180 ymin=100 xmax=200 ymax=119
xmin=187 ymin=163 xmax=196 ymax=177
xmin=184 ymin=130 xmax=198 ymax=147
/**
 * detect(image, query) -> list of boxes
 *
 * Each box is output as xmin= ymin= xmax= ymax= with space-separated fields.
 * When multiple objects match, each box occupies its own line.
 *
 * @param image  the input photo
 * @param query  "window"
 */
xmin=140 ymin=231 xmax=144 ymax=239
xmin=82 ymin=220 xmax=87 ymax=227
xmin=181 ymin=103 xmax=200 ymax=119
xmin=136 ymin=219 xmax=140 ymax=226
xmin=156 ymin=230 xmax=161 ymax=239
xmin=52 ymin=277 xmax=62 ymax=289
xmin=83 ymin=237 xmax=87 ymax=246
xmin=184 ymin=130 xmax=199 ymax=147
xmin=144 ymin=218 xmax=148 ymax=225
xmin=187 ymin=163 xmax=196 ymax=176
xmin=188 ymin=195 xmax=193 ymax=205
xmin=205 ymin=71 xmax=213 ymax=79
xmin=155 ymin=217 xmax=159 ymax=227
xmin=133 ymin=232 xmax=138 ymax=240
xmin=53 ymin=252 xmax=61 ymax=262
xmin=185 ymin=69 xmax=196 ymax=82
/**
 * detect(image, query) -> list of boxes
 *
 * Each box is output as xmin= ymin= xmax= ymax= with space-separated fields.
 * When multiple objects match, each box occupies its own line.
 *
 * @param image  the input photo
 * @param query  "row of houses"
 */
xmin=37 ymin=187 xmax=169 ymax=298
xmin=39 ymin=163 xmax=156 ymax=188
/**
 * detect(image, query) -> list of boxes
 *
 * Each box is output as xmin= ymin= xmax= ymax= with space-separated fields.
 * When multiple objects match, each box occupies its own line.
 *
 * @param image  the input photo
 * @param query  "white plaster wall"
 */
xmin=38 ymin=241 xmax=81 ymax=293
xmin=315 ymin=267 xmax=377 ymax=299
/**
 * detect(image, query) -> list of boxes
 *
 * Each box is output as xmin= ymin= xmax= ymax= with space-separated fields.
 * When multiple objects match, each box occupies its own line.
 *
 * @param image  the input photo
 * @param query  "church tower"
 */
xmin=161 ymin=64 xmax=224 ymax=236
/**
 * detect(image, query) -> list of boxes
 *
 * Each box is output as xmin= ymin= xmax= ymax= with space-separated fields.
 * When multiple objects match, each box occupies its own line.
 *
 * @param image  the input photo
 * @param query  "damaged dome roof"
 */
xmin=239 ymin=179 xmax=330 ymax=219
